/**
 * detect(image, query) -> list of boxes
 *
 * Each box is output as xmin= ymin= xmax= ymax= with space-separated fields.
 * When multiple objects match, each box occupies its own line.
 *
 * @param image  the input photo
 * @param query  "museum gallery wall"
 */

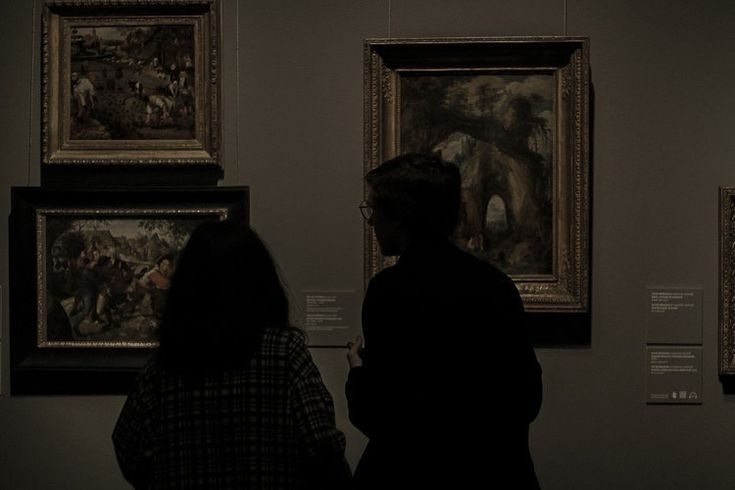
xmin=8 ymin=0 xmax=595 ymax=395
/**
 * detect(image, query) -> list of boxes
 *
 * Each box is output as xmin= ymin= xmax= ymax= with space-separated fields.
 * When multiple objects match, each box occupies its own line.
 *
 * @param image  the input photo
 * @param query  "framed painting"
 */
xmin=720 ymin=187 xmax=735 ymax=377
xmin=42 ymin=0 xmax=221 ymax=166
xmin=364 ymin=37 xmax=590 ymax=312
xmin=9 ymin=186 xmax=248 ymax=394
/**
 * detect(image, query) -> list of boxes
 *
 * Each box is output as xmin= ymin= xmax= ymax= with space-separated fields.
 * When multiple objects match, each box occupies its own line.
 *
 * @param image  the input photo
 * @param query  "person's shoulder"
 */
xmin=130 ymin=352 xmax=164 ymax=391
xmin=368 ymin=259 xmax=405 ymax=287
xmin=371 ymin=260 xmax=401 ymax=280
xmin=259 ymin=327 xmax=317 ymax=377
xmin=454 ymin=247 xmax=517 ymax=289
xmin=261 ymin=326 xmax=308 ymax=354
xmin=263 ymin=325 xmax=306 ymax=341
xmin=471 ymin=252 xmax=511 ymax=280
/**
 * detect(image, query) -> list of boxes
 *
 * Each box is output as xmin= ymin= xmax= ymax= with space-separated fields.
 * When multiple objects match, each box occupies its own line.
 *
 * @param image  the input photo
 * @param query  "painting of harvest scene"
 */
xmin=42 ymin=214 xmax=216 ymax=346
xmin=400 ymin=73 xmax=555 ymax=276
xmin=69 ymin=24 xmax=196 ymax=140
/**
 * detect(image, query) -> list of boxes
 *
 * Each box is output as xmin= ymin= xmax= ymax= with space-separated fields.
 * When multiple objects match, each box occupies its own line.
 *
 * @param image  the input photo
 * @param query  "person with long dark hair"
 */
xmin=113 ymin=220 xmax=351 ymax=489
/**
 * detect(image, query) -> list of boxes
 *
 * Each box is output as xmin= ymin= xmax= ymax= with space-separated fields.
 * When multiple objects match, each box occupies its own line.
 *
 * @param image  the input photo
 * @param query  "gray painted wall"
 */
xmin=2 ymin=0 xmax=735 ymax=488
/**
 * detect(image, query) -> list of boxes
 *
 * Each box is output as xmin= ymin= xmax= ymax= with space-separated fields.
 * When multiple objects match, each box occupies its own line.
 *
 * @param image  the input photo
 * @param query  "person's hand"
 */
xmin=346 ymin=335 xmax=364 ymax=368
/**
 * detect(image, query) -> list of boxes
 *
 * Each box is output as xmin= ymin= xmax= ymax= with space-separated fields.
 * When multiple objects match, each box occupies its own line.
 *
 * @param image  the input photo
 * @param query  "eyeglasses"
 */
xmin=358 ymin=200 xmax=374 ymax=221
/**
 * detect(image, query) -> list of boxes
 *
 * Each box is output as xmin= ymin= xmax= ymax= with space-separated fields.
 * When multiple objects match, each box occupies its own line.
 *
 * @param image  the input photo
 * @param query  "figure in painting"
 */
xmin=65 ymin=243 xmax=102 ymax=335
xmin=137 ymin=253 xmax=174 ymax=321
xmin=93 ymin=247 xmax=135 ymax=327
xmin=71 ymin=71 xmax=96 ymax=121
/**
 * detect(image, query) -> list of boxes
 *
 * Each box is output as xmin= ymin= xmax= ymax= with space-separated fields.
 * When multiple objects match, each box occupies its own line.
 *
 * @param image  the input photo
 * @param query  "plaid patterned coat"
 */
xmin=113 ymin=327 xmax=350 ymax=489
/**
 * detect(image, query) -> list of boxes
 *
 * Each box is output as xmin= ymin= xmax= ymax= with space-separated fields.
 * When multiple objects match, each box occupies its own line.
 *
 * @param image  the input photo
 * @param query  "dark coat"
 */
xmin=346 ymin=239 xmax=542 ymax=489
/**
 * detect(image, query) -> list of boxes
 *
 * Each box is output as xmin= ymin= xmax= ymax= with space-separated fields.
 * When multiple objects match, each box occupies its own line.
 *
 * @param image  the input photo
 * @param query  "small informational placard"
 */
xmin=302 ymin=290 xmax=359 ymax=347
xmin=647 ymin=288 xmax=702 ymax=344
xmin=646 ymin=346 xmax=702 ymax=404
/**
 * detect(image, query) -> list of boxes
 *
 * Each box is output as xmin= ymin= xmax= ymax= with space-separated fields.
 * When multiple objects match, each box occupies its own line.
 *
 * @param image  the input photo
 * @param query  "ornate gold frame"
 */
xmin=42 ymin=0 xmax=220 ymax=165
xmin=720 ymin=187 xmax=735 ymax=375
xmin=9 ymin=187 xmax=249 ymax=394
xmin=364 ymin=37 xmax=590 ymax=312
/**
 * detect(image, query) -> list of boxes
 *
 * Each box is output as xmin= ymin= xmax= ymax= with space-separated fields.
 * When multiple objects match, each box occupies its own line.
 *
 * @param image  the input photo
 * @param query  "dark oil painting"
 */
xmin=401 ymin=73 xmax=555 ymax=276
xmin=69 ymin=25 xmax=196 ymax=140
xmin=43 ymin=214 xmax=215 ymax=346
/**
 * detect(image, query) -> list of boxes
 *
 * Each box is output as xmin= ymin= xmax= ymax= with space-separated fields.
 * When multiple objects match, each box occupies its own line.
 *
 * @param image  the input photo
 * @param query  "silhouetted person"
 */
xmin=346 ymin=153 xmax=542 ymax=489
xmin=113 ymin=220 xmax=351 ymax=489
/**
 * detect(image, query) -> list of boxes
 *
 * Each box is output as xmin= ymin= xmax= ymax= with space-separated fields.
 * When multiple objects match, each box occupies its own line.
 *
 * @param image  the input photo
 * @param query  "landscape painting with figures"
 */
xmin=69 ymin=25 xmax=196 ymax=140
xmin=41 ymin=213 xmax=216 ymax=346
xmin=401 ymin=73 xmax=555 ymax=276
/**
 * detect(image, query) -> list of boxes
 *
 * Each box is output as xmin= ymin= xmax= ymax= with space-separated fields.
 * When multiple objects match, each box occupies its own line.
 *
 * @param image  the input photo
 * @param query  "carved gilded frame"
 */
xmin=9 ymin=187 xmax=249 ymax=394
xmin=720 ymin=187 xmax=735 ymax=375
xmin=42 ymin=0 xmax=220 ymax=166
xmin=364 ymin=37 xmax=590 ymax=312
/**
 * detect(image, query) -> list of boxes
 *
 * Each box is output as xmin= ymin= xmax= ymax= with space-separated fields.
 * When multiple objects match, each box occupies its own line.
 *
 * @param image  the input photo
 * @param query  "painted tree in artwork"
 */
xmin=138 ymin=219 xmax=202 ymax=251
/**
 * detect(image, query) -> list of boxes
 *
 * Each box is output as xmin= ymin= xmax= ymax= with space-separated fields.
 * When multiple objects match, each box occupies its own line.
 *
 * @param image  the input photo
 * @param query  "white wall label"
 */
xmin=646 ymin=287 xmax=702 ymax=344
xmin=646 ymin=346 xmax=702 ymax=404
xmin=302 ymin=289 xmax=359 ymax=346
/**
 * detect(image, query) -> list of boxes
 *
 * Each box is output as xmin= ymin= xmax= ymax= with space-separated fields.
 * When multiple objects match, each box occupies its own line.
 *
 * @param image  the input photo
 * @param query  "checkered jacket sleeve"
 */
xmin=286 ymin=333 xmax=351 ymax=488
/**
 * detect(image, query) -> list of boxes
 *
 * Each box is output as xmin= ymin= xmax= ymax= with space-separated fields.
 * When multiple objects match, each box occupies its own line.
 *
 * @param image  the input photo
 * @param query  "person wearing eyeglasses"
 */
xmin=346 ymin=153 xmax=542 ymax=489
